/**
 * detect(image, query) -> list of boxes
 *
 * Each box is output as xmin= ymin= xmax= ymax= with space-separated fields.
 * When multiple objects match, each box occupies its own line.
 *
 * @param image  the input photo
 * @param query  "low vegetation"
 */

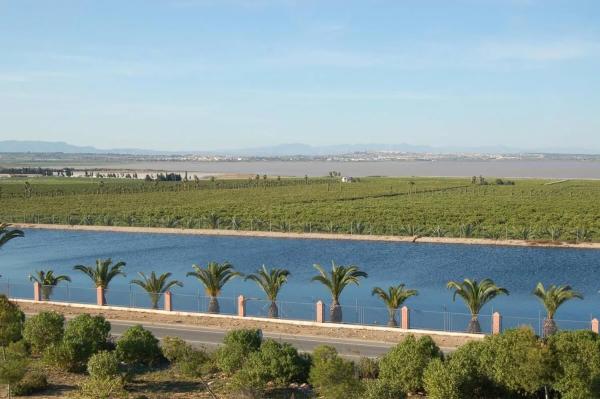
xmin=1 ymin=176 xmax=600 ymax=242
xmin=2 ymin=294 xmax=600 ymax=398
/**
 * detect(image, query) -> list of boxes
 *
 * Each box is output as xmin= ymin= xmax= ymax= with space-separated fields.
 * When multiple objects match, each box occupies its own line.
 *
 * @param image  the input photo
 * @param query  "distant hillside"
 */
xmin=0 ymin=140 xmax=172 ymax=155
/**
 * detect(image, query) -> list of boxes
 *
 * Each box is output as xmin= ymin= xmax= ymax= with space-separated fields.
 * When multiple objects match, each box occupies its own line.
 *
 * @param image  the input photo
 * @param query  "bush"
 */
xmin=308 ymin=345 xmax=363 ymax=399
xmin=87 ymin=351 xmax=121 ymax=379
xmin=23 ymin=311 xmax=65 ymax=354
xmin=116 ymin=325 xmax=161 ymax=366
xmin=0 ymin=341 xmax=29 ymax=397
xmin=0 ymin=294 xmax=25 ymax=346
xmin=216 ymin=328 xmax=262 ymax=373
xmin=423 ymin=358 xmax=461 ymax=399
xmin=79 ymin=376 xmax=127 ymax=399
xmin=161 ymin=336 xmax=190 ymax=364
xmin=63 ymin=314 xmax=111 ymax=368
xmin=12 ymin=371 xmax=49 ymax=396
xmin=378 ymin=335 xmax=442 ymax=394
xmin=233 ymin=339 xmax=309 ymax=394
xmin=357 ymin=357 xmax=379 ymax=379
xmin=549 ymin=330 xmax=600 ymax=398
xmin=480 ymin=327 xmax=552 ymax=396
xmin=363 ymin=378 xmax=407 ymax=399
xmin=43 ymin=341 xmax=77 ymax=371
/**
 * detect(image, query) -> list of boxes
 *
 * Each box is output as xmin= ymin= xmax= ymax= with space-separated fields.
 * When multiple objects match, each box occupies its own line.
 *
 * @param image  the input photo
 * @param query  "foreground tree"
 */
xmin=372 ymin=284 xmax=418 ymax=327
xmin=73 ymin=259 xmax=126 ymax=304
xmin=447 ymin=278 xmax=509 ymax=334
xmin=533 ymin=282 xmax=583 ymax=337
xmin=187 ymin=262 xmax=240 ymax=314
xmin=245 ymin=265 xmax=290 ymax=318
xmin=28 ymin=270 xmax=71 ymax=300
xmin=312 ymin=261 xmax=368 ymax=323
xmin=0 ymin=224 xmax=24 ymax=251
xmin=130 ymin=272 xmax=183 ymax=309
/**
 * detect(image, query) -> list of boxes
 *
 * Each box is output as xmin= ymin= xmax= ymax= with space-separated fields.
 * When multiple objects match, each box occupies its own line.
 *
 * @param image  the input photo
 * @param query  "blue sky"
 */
xmin=1 ymin=0 xmax=599 ymax=151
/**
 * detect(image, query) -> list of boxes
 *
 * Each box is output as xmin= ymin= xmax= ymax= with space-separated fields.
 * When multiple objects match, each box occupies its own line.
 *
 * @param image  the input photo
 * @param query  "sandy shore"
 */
xmin=12 ymin=223 xmax=600 ymax=250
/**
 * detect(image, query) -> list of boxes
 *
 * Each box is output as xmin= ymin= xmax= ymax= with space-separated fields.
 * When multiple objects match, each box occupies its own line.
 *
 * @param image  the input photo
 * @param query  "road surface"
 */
xmin=108 ymin=319 xmax=455 ymax=358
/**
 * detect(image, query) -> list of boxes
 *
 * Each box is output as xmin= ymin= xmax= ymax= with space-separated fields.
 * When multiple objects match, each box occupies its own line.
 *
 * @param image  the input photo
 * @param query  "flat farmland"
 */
xmin=1 ymin=176 xmax=599 ymax=242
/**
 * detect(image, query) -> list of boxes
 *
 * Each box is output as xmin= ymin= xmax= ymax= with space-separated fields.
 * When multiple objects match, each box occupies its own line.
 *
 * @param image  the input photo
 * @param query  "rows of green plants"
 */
xmin=1 ymin=298 xmax=600 ymax=399
xmin=2 ymin=176 xmax=600 ymax=241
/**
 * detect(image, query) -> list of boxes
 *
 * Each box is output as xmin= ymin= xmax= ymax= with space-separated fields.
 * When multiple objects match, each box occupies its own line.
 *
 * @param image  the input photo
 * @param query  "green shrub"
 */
xmin=357 ymin=357 xmax=379 ymax=379
xmin=43 ymin=341 xmax=77 ymax=371
xmin=378 ymin=335 xmax=442 ymax=394
xmin=363 ymin=378 xmax=407 ymax=399
xmin=0 ymin=341 xmax=29 ymax=397
xmin=549 ymin=330 xmax=600 ymax=398
xmin=63 ymin=314 xmax=111 ymax=368
xmin=87 ymin=351 xmax=121 ymax=379
xmin=0 ymin=294 xmax=25 ymax=346
xmin=79 ymin=376 xmax=127 ymax=399
xmin=480 ymin=327 xmax=552 ymax=396
xmin=161 ymin=336 xmax=190 ymax=364
xmin=308 ymin=345 xmax=363 ymax=399
xmin=12 ymin=371 xmax=49 ymax=396
xmin=23 ymin=311 xmax=64 ymax=354
xmin=215 ymin=328 xmax=262 ymax=373
xmin=116 ymin=325 xmax=161 ymax=366
xmin=423 ymin=358 xmax=461 ymax=399
xmin=233 ymin=339 xmax=309 ymax=394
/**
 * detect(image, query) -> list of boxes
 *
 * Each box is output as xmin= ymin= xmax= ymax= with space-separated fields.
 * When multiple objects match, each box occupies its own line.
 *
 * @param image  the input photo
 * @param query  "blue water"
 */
xmin=1 ymin=229 xmax=599 ymax=332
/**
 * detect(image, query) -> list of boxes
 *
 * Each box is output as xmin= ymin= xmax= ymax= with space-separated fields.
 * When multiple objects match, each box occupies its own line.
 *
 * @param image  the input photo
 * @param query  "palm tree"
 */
xmin=0 ymin=223 xmax=24 ymax=250
xmin=447 ymin=278 xmax=509 ymax=333
xmin=0 ymin=223 xmax=25 ymax=278
xmin=28 ymin=270 xmax=71 ymax=300
xmin=186 ymin=262 xmax=240 ymax=314
xmin=73 ymin=258 xmax=126 ymax=303
xmin=533 ymin=283 xmax=583 ymax=337
xmin=311 ymin=261 xmax=368 ymax=323
xmin=245 ymin=265 xmax=290 ymax=318
xmin=372 ymin=284 xmax=418 ymax=327
xmin=131 ymin=272 xmax=183 ymax=309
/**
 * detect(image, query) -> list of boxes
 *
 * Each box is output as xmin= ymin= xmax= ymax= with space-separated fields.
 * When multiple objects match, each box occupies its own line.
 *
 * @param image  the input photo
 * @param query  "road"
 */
xmin=108 ymin=319 xmax=455 ymax=358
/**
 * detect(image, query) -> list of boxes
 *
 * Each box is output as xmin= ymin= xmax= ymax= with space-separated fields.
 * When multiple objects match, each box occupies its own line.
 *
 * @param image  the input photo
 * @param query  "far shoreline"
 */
xmin=12 ymin=223 xmax=600 ymax=250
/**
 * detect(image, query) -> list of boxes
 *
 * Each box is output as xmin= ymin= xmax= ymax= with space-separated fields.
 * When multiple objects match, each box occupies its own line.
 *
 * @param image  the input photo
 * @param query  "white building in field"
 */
xmin=341 ymin=176 xmax=354 ymax=183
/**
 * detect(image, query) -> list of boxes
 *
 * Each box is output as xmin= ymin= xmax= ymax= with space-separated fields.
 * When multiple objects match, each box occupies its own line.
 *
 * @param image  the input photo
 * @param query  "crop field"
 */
xmin=1 ymin=176 xmax=600 ymax=241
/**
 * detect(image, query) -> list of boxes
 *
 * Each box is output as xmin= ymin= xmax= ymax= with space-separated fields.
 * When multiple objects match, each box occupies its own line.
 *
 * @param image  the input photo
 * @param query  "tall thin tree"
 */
xmin=245 ymin=265 xmax=290 ymax=318
xmin=73 ymin=258 xmax=126 ymax=304
xmin=130 ymin=272 xmax=183 ymax=309
xmin=311 ymin=261 xmax=368 ymax=323
xmin=533 ymin=282 xmax=583 ymax=337
xmin=186 ymin=262 xmax=240 ymax=314
xmin=447 ymin=278 xmax=509 ymax=333
xmin=372 ymin=284 xmax=418 ymax=327
xmin=28 ymin=270 xmax=71 ymax=300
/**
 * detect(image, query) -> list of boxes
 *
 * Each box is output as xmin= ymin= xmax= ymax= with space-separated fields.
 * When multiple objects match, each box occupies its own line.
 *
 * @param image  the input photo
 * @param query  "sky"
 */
xmin=0 ymin=0 xmax=599 ymax=152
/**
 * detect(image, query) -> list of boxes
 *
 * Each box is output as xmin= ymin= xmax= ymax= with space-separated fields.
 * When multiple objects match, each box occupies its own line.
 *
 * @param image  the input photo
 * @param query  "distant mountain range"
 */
xmin=0 ymin=140 xmax=596 ymax=156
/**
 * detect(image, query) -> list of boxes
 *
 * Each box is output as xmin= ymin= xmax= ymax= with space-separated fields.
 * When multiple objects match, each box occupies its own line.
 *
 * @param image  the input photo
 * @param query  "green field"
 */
xmin=2 ymin=176 xmax=600 ymax=241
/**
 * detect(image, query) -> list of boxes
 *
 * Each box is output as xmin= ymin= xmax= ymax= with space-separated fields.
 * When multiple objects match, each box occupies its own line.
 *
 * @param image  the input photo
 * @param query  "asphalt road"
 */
xmin=108 ymin=319 xmax=454 ymax=358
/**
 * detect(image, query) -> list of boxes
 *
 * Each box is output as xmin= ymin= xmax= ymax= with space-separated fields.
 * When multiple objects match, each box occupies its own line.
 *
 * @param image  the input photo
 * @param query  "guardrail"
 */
xmin=1 ymin=280 xmax=597 ymax=336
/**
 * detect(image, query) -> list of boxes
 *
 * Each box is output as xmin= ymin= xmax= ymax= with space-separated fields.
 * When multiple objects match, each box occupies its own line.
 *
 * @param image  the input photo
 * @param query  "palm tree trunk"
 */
xmin=330 ymin=300 xmax=342 ymax=323
xmin=150 ymin=293 xmax=159 ymax=310
xmin=543 ymin=318 xmax=557 ymax=337
xmin=42 ymin=286 xmax=53 ymax=301
xmin=467 ymin=315 xmax=481 ymax=334
xmin=269 ymin=301 xmax=279 ymax=318
xmin=387 ymin=308 xmax=398 ymax=327
xmin=208 ymin=296 xmax=220 ymax=314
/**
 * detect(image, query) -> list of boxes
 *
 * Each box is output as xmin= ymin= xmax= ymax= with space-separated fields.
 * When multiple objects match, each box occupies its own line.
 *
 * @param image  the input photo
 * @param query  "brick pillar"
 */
xmin=33 ymin=282 xmax=42 ymax=302
xmin=401 ymin=306 xmax=410 ymax=329
xmin=492 ymin=312 xmax=502 ymax=335
xmin=237 ymin=295 xmax=246 ymax=317
xmin=315 ymin=300 xmax=325 ymax=323
xmin=164 ymin=291 xmax=172 ymax=311
xmin=592 ymin=318 xmax=599 ymax=334
xmin=96 ymin=286 xmax=105 ymax=306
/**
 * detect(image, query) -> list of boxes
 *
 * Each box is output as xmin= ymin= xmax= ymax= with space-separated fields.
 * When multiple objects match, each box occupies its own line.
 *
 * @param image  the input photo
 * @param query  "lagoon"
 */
xmin=1 ymin=229 xmax=599 ymax=333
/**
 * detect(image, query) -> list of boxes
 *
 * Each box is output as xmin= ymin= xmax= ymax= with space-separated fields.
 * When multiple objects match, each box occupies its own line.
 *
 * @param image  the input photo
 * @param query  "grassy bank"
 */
xmin=2 ymin=176 xmax=599 ymax=242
